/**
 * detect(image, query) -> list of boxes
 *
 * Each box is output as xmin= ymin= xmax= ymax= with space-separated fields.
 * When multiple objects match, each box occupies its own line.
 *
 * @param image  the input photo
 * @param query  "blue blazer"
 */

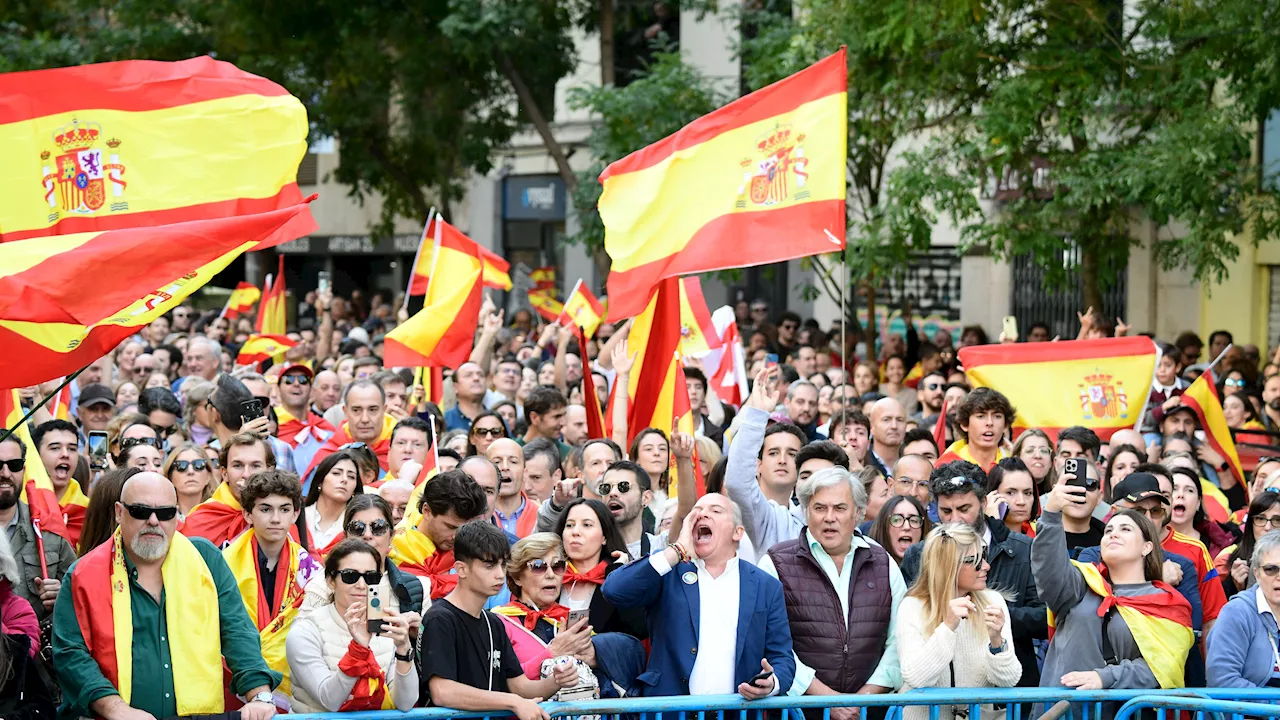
xmin=602 ymin=555 xmax=795 ymax=697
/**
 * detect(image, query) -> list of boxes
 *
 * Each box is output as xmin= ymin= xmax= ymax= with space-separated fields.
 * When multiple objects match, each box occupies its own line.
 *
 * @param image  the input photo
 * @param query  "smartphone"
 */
xmin=566 ymin=608 xmax=590 ymax=629
xmin=996 ymin=501 xmax=1009 ymax=520
xmin=750 ymin=669 xmax=774 ymax=686
xmin=1002 ymin=315 xmax=1018 ymax=341
xmin=1063 ymin=458 xmax=1097 ymax=491
xmin=764 ymin=353 xmax=779 ymax=392
xmin=317 ymin=271 xmax=331 ymax=295
xmin=366 ymin=585 xmax=388 ymax=634
xmin=239 ymin=398 xmax=265 ymax=424
xmin=88 ymin=431 xmax=109 ymax=469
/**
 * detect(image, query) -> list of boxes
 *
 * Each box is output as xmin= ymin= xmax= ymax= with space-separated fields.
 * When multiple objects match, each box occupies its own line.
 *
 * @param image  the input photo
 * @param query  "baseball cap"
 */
xmin=1165 ymin=404 xmax=1197 ymax=420
xmin=78 ymin=384 xmax=116 ymax=409
xmin=1111 ymin=472 xmax=1168 ymax=505
xmin=278 ymin=363 xmax=314 ymax=380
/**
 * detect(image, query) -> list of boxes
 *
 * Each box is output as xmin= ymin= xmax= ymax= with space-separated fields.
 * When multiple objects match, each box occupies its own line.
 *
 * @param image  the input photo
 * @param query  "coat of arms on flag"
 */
xmin=41 ymin=119 xmax=127 ymax=217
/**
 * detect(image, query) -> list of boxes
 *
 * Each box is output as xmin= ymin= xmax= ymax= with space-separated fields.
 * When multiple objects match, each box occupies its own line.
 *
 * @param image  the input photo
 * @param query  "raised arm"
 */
xmin=468 ymin=299 xmax=503 ymax=368
xmin=725 ymin=367 xmax=782 ymax=549
xmin=610 ymin=341 xmax=634 ymax=450
xmin=1032 ymin=488 xmax=1090 ymax=616
xmin=667 ymin=431 xmax=697 ymax=544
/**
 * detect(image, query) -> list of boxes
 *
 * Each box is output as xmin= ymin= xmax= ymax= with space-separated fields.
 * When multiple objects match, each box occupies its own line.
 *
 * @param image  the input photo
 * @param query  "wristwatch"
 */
xmin=249 ymin=691 xmax=275 ymax=705
xmin=989 ymin=641 xmax=1007 ymax=655
xmin=395 ymin=649 xmax=414 ymax=662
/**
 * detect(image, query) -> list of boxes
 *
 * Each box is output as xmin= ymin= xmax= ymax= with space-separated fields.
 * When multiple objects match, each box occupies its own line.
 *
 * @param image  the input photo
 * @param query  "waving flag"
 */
xmin=528 ymin=289 xmax=563 ymax=322
xmin=558 ymin=280 xmax=607 ymax=339
xmin=625 ymin=278 xmax=684 ymax=446
xmin=574 ymin=324 xmax=607 ymax=440
xmin=385 ymin=219 xmax=483 ymax=368
xmin=408 ymin=215 xmax=511 ymax=293
xmin=43 ymin=381 xmax=73 ymax=421
xmin=672 ymin=362 xmax=706 ymax=496
xmin=0 ymin=57 xmax=307 ymax=243
xmin=221 ymin=282 xmax=261 ymax=320
xmin=1180 ymin=370 xmax=1245 ymax=487
xmin=678 ymin=277 xmax=722 ymax=357
xmin=600 ymin=49 xmax=848 ymax=320
xmin=237 ymin=334 xmax=297 ymax=367
xmin=413 ymin=366 xmax=445 ymax=408
xmin=959 ymin=337 xmax=1158 ymax=441
xmin=2 ymin=390 xmax=70 ymax=542
xmin=531 ymin=267 xmax=556 ymax=291
xmin=255 ymin=255 xmax=287 ymax=334
xmin=0 ymin=203 xmax=315 ymax=387
xmin=706 ymin=306 xmax=748 ymax=407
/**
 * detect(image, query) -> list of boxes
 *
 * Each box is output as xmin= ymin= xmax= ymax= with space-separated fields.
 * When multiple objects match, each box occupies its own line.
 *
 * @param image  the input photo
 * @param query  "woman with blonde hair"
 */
xmin=181 ymin=379 xmax=216 ymax=446
xmin=897 ymin=523 xmax=1021 ymax=720
xmin=163 ymin=442 xmax=217 ymax=518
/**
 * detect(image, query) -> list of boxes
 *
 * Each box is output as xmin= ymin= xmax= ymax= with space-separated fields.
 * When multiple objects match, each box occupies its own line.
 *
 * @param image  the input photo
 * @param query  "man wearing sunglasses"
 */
xmin=598 ymin=458 xmax=664 ymax=561
xmin=911 ymin=372 xmax=947 ymax=428
xmin=54 ymin=472 xmax=281 ymax=720
xmin=138 ymin=387 xmax=186 ymax=449
xmin=223 ymin=470 xmax=322 ymax=695
xmin=274 ymin=364 xmax=335 ymax=475
xmin=0 ymin=433 xmax=76 ymax=621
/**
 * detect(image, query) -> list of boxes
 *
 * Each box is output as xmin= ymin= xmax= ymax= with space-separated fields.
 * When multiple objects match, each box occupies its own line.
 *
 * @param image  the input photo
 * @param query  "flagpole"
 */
xmin=0 ymin=367 xmax=87 ymax=446
xmin=402 ymin=208 xmax=436 ymax=314
xmin=1206 ymin=343 xmax=1233 ymax=376
xmin=840 ymin=248 xmax=847 ymax=385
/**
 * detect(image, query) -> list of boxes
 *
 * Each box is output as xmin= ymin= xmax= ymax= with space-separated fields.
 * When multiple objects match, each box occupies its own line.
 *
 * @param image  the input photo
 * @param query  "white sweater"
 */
xmin=285 ymin=603 xmax=419 ymax=713
xmin=896 ymin=591 xmax=1022 ymax=720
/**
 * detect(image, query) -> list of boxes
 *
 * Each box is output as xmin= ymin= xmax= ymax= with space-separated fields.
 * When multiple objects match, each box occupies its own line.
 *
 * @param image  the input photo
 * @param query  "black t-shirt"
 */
xmin=421 ymin=598 xmax=524 ymax=697
xmin=1065 ymin=526 xmax=1105 ymax=559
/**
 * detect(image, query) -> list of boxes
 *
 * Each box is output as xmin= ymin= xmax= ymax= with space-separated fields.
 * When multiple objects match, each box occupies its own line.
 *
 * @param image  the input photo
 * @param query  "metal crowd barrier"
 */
xmin=288 ymin=689 xmax=1280 ymax=720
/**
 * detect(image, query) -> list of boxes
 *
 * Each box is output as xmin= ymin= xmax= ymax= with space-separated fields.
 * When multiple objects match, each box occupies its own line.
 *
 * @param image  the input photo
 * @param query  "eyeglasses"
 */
xmin=1260 ymin=564 xmax=1280 ymax=578
xmin=1022 ymin=447 xmax=1053 ymax=457
xmin=336 ymin=569 xmax=383 ymax=586
xmin=207 ymin=457 xmax=221 ymax=470
xmin=152 ymin=424 xmax=178 ymax=438
xmin=122 ymin=503 xmax=179 ymax=522
xmin=121 ymin=436 xmax=161 ymax=450
xmin=923 ymin=383 xmax=942 ymax=391
xmin=1253 ymin=515 xmax=1280 ymax=529
xmin=472 ymin=427 xmax=505 ymax=438
xmin=0 ymin=458 xmax=25 ymax=473
xmin=281 ymin=375 xmax=310 ymax=386
xmin=597 ymin=481 xmax=633 ymax=496
xmin=339 ymin=442 xmax=368 ymax=451
xmin=1131 ymin=505 xmax=1168 ymax=522
xmin=172 ymin=459 xmax=211 ymax=473
xmin=1226 ymin=378 xmax=1246 ymax=387
xmin=895 ymin=477 xmax=930 ymax=491
xmin=347 ymin=519 xmax=391 ymax=537
xmin=889 ymin=514 xmax=923 ymax=528
xmin=527 ymin=558 xmax=568 ymax=575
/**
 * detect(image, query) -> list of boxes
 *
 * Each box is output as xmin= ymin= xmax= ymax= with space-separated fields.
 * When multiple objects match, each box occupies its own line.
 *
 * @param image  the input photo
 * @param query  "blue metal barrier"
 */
xmin=290 ymin=689 xmax=1280 ymax=720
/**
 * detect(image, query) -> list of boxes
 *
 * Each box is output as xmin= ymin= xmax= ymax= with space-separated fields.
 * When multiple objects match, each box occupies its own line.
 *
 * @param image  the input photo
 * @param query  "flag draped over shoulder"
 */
xmin=600 ymin=49 xmax=848 ymax=320
xmin=1180 ymin=369 xmax=1245 ymax=488
xmin=0 ymin=57 xmax=308 ymax=243
xmin=958 ymin=337 xmax=1158 ymax=441
xmin=222 ymin=282 xmax=261 ymax=320
xmin=255 ymin=255 xmax=286 ymax=334
xmin=558 ymin=280 xmax=606 ymax=339
xmin=2 ymin=390 xmax=69 ymax=541
xmin=384 ymin=222 xmax=483 ymax=369
xmin=0 ymin=202 xmax=316 ymax=387
xmin=626 ymin=278 xmax=684 ymax=446
xmin=237 ymin=334 xmax=297 ymax=367
xmin=408 ymin=215 xmax=511 ymax=293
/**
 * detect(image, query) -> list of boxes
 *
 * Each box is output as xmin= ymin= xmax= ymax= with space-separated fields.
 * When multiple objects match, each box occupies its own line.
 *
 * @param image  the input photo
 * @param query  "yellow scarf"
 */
xmin=390 ymin=526 xmax=438 ymax=567
xmin=223 ymin=530 xmax=305 ymax=695
xmin=59 ymin=479 xmax=90 ymax=508
xmin=398 ymin=468 xmax=441 ymax=532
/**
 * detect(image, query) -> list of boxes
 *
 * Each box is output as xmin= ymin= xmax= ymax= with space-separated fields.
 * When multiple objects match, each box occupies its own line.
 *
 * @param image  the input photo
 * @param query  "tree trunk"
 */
xmin=600 ymin=0 xmax=615 ymax=87
xmin=865 ymin=273 xmax=878 ymax=361
xmin=1081 ymin=241 xmax=1103 ymax=314
xmin=499 ymin=52 xmax=577 ymax=192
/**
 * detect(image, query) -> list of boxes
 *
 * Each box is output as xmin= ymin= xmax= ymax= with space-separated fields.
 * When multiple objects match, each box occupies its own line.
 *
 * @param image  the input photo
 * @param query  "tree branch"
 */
xmin=499 ymin=52 xmax=577 ymax=191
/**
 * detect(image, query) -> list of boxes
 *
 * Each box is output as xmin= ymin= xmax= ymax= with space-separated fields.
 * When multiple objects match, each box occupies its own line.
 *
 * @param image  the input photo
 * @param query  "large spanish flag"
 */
xmin=0 ymin=57 xmax=307 ymax=243
xmin=255 ymin=255 xmax=287 ymax=335
xmin=384 ymin=221 xmax=484 ymax=368
xmin=958 ymin=337 xmax=1157 ymax=441
xmin=599 ymin=49 xmax=848 ymax=320
xmin=2 ymin=390 xmax=70 ymax=541
xmin=1180 ymin=369 xmax=1245 ymax=487
xmin=221 ymin=282 xmax=261 ymax=320
xmin=408 ymin=214 xmax=511 ymax=293
xmin=0 ymin=202 xmax=315 ymax=387
xmin=558 ymin=279 xmax=607 ymax=339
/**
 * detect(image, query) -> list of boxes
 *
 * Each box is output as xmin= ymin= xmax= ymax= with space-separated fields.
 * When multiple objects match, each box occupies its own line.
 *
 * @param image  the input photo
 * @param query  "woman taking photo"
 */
xmin=1215 ymin=491 xmax=1280 ymax=598
xmin=1011 ymin=429 xmax=1055 ymax=494
xmin=466 ymin=412 xmax=509 ymax=457
xmin=1034 ymin=482 xmax=1194 ymax=692
xmin=869 ymin=495 xmax=933 ymax=565
xmin=986 ymin=459 xmax=1039 ymax=537
xmin=897 ymin=524 xmax=1021 ymax=719
xmin=164 ymin=443 xmax=215 ymax=519
xmin=286 ymin=539 xmax=421 ymax=712
xmin=554 ymin=498 xmax=647 ymax=639
xmin=305 ymin=451 xmax=364 ymax=552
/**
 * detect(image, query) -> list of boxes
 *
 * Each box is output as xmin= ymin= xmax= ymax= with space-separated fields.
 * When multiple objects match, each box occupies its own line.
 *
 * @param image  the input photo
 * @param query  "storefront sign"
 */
xmin=277 ymin=234 xmax=423 ymax=255
xmin=503 ymin=175 xmax=566 ymax=220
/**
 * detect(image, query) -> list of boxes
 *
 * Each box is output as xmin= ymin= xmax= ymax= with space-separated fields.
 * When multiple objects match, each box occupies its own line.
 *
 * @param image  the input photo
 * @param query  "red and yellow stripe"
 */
xmin=626 ymin=278 xmax=684 ymax=446
xmin=600 ymin=49 xmax=848 ymax=320
xmin=223 ymin=282 xmax=261 ymax=320
xmin=409 ymin=216 xmax=511 ymax=293
xmin=677 ymin=277 xmax=721 ymax=357
xmin=558 ymin=280 xmax=606 ymax=339
xmin=528 ymin=289 xmax=563 ymax=322
xmin=1180 ymin=370 xmax=1245 ymax=488
xmin=0 ymin=57 xmax=307 ymax=242
xmin=385 ymin=229 xmax=483 ymax=368
xmin=0 ymin=202 xmax=315 ymax=388
xmin=255 ymin=256 xmax=287 ymax=334
xmin=237 ymin=334 xmax=297 ymax=367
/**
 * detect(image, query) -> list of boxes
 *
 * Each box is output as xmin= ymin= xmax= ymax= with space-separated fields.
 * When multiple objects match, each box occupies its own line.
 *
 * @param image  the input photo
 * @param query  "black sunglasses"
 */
xmin=152 ymin=424 xmax=178 ymax=438
xmin=472 ymin=427 xmax=505 ymax=438
xmin=1260 ymin=564 xmax=1280 ymax=578
xmin=0 ymin=459 xmax=25 ymax=473
xmin=347 ymin=519 xmax=391 ymax=537
xmin=121 ymin=436 xmax=161 ymax=450
xmin=597 ymin=481 xmax=633 ymax=496
xmin=123 ymin=503 xmax=179 ymax=522
xmin=336 ymin=569 xmax=383 ymax=586
xmin=281 ymin=375 xmax=310 ymax=386
xmin=172 ymin=459 xmax=211 ymax=473
xmin=527 ymin=558 xmax=567 ymax=575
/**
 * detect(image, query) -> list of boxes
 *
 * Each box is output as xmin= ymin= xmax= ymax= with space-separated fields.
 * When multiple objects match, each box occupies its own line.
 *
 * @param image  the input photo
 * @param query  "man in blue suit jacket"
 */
xmin=603 ymin=492 xmax=795 ymax=698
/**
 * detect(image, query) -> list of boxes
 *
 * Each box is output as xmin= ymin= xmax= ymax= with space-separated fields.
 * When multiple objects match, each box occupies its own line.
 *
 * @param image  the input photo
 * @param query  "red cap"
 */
xmin=278 ymin=362 xmax=314 ymax=380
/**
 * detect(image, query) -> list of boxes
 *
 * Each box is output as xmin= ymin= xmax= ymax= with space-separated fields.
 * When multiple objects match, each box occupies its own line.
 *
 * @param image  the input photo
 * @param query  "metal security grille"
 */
xmin=878 ymin=249 xmax=963 ymax=321
xmin=1009 ymin=246 xmax=1126 ymax=339
xmin=1267 ymin=267 xmax=1280 ymax=350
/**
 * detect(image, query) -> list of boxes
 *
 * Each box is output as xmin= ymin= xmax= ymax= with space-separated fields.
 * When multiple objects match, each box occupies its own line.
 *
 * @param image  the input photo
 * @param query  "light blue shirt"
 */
xmin=725 ymin=407 xmax=807 ymax=554
xmin=758 ymin=530 xmax=905 ymax=694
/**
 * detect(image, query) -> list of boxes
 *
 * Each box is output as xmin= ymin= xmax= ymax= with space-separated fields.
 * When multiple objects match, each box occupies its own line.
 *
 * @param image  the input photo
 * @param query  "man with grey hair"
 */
xmin=306 ymin=378 xmax=392 ymax=481
xmin=184 ymin=335 xmax=223 ymax=384
xmin=785 ymin=379 xmax=823 ymax=441
xmin=52 ymin=472 xmax=280 ymax=720
xmin=760 ymin=467 xmax=905 ymax=710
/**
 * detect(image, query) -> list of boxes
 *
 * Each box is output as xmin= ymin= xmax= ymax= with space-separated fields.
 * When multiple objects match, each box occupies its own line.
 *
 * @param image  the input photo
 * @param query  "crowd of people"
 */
xmin=4 ymin=289 xmax=1280 ymax=720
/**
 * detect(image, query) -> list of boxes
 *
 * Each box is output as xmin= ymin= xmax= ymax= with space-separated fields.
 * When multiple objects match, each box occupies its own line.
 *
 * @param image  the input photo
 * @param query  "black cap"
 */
xmin=1165 ymin=404 xmax=1197 ymax=419
xmin=78 ymin=384 xmax=116 ymax=409
xmin=1111 ymin=472 xmax=1169 ymax=505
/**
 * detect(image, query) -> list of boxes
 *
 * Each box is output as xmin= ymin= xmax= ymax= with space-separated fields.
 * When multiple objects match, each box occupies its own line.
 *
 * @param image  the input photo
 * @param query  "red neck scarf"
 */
xmin=277 ymin=408 xmax=334 ymax=447
xmin=504 ymin=600 xmax=570 ymax=631
xmin=336 ymin=640 xmax=386 ymax=711
xmin=563 ymin=560 xmax=607 ymax=586
xmin=401 ymin=549 xmax=458 ymax=599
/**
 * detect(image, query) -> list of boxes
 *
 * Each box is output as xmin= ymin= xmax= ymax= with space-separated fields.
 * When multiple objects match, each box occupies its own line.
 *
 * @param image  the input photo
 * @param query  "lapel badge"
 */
xmin=682 ymin=571 xmax=698 ymax=585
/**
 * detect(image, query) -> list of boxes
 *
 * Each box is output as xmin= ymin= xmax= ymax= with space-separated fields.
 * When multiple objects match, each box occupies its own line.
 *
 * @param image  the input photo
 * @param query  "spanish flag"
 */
xmin=531 ymin=266 xmax=556 ymax=292
xmin=413 ymin=366 xmax=445 ymax=408
xmin=221 ymin=282 xmax=261 ymax=320
xmin=574 ymin=323 xmax=607 ymax=439
xmin=672 ymin=361 xmax=706 ymax=496
xmin=528 ymin=288 xmax=564 ymax=322
xmin=958 ymin=337 xmax=1158 ymax=441
xmin=1048 ymin=561 xmax=1193 ymax=689
xmin=625 ymin=277 xmax=684 ymax=446
xmin=678 ymin=277 xmax=722 ymax=357
xmin=384 ymin=218 xmax=484 ymax=369
xmin=236 ymin=334 xmax=297 ymax=367
xmin=3 ymin=389 xmax=70 ymax=542
xmin=408 ymin=214 xmax=512 ymax=293
xmin=223 ymin=530 xmax=308 ymax=694
xmin=558 ymin=279 xmax=606 ymax=339
xmin=599 ymin=49 xmax=848 ymax=320
xmin=255 ymin=255 xmax=287 ymax=335
xmin=1180 ymin=369 xmax=1245 ymax=488
xmin=0 ymin=57 xmax=307 ymax=243
xmin=0 ymin=202 xmax=315 ymax=387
